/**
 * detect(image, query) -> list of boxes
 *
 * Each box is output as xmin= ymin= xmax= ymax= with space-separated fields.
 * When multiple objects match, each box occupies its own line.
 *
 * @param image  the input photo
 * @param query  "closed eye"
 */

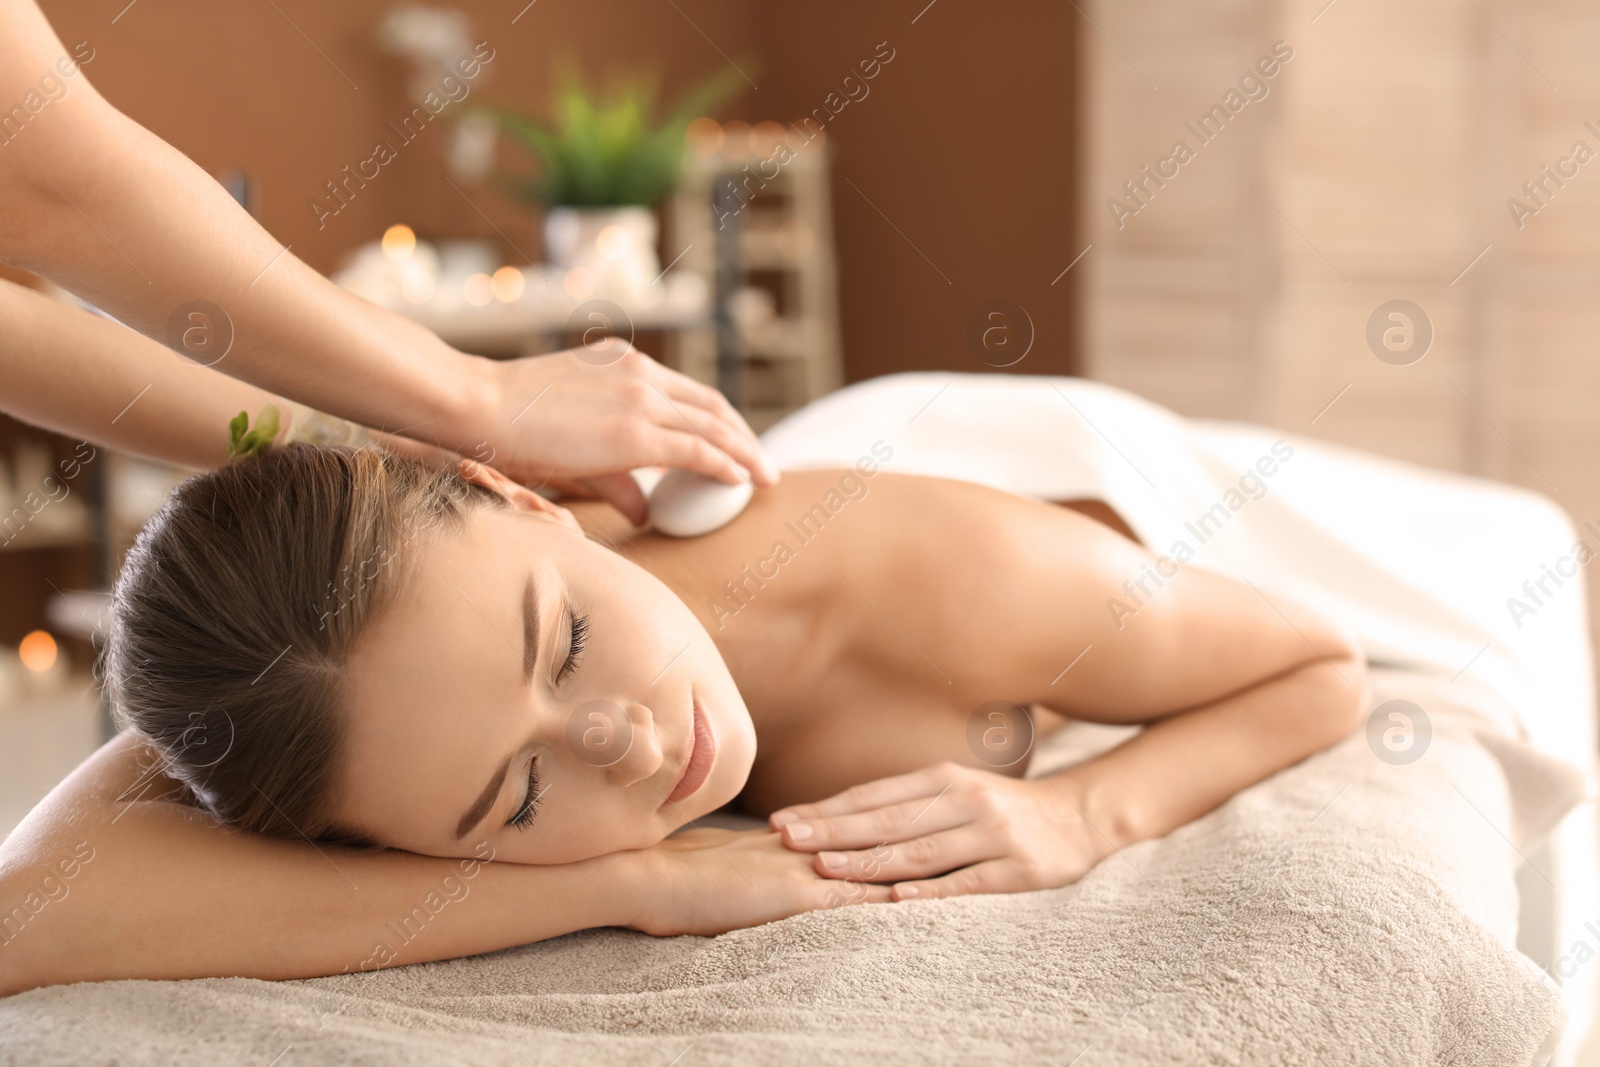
xmin=556 ymin=605 xmax=588 ymax=683
xmin=508 ymin=756 xmax=544 ymax=830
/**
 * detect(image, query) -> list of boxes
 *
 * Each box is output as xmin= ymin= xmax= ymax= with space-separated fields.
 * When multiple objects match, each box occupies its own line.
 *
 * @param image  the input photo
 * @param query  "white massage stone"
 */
xmin=648 ymin=467 xmax=754 ymax=537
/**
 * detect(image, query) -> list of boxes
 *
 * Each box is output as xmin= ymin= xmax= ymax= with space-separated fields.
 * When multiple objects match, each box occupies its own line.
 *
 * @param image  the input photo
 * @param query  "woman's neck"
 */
xmin=565 ymin=479 xmax=851 ymax=716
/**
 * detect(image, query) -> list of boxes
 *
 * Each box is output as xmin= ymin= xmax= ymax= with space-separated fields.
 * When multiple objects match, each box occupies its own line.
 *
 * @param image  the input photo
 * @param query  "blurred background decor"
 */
xmin=487 ymin=62 xmax=749 ymax=299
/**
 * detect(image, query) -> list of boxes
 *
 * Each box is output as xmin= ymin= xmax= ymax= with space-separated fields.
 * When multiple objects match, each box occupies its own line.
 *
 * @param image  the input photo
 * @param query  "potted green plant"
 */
xmin=482 ymin=63 xmax=750 ymax=289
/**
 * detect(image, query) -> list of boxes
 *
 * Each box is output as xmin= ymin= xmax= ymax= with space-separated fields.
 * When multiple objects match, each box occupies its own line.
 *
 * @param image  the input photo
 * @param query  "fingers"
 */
xmin=770 ymin=764 xmax=955 ymax=828
xmin=890 ymin=859 xmax=1013 ymax=902
xmin=487 ymin=346 xmax=780 ymax=488
xmin=643 ymin=360 xmax=777 ymax=484
xmin=778 ymin=790 xmax=965 ymax=853
xmin=647 ymin=359 xmax=745 ymax=425
xmin=642 ymin=426 xmax=751 ymax=486
xmin=816 ymin=877 xmax=895 ymax=909
xmin=813 ymin=828 xmax=990 ymax=884
xmin=580 ymin=470 xmax=649 ymax=526
xmin=641 ymin=368 xmax=778 ymax=486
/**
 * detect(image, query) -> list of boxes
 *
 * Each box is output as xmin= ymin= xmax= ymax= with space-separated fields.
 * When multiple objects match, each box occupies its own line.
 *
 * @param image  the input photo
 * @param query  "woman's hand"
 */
xmin=626 ymin=827 xmax=894 ymax=937
xmin=767 ymin=762 xmax=1122 ymax=901
xmin=476 ymin=347 xmax=780 ymax=525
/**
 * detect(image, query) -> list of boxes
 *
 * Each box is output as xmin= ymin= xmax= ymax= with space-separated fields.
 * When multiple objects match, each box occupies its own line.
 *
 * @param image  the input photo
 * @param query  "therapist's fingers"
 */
xmin=482 ymin=346 xmax=778 ymax=499
xmin=645 ymin=364 xmax=779 ymax=486
xmin=638 ymin=400 xmax=763 ymax=486
xmin=639 ymin=424 xmax=754 ymax=488
xmin=578 ymin=471 xmax=649 ymax=527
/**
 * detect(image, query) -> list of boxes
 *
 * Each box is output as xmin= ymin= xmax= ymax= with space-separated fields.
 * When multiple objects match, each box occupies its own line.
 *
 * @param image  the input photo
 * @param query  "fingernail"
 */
xmin=819 ymin=851 xmax=846 ymax=870
xmin=895 ymin=884 xmax=919 ymax=900
xmin=785 ymin=822 xmax=813 ymax=842
xmin=769 ymin=811 xmax=798 ymax=828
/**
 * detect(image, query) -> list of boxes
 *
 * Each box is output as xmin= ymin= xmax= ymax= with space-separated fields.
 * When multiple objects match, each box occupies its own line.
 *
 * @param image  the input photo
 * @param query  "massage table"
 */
xmin=1 ymin=372 xmax=1590 ymax=1065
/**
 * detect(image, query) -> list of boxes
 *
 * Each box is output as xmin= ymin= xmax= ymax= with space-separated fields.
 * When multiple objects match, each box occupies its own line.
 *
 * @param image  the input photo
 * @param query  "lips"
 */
xmin=663 ymin=694 xmax=716 ymax=807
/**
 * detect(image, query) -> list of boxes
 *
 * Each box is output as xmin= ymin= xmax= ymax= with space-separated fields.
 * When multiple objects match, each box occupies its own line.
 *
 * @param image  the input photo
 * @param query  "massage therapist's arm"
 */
xmin=0 ymin=3 xmax=484 ymax=460
xmin=0 ymin=731 xmax=882 ymax=996
xmin=0 ymin=279 xmax=572 ymax=523
xmin=0 ymin=0 xmax=775 ymax=518
xmin=0 ymin=277 xmax=453 ymax=470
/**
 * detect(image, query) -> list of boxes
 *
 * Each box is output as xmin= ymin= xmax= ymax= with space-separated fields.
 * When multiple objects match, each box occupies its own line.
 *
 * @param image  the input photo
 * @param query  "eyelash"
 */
xmin=510 ymin=759 xmax=542 ymax=831
xmin=556 ymin=608 xmax=588 ymax=683
xmin=509 ymin=608 xmax=587 ymax=832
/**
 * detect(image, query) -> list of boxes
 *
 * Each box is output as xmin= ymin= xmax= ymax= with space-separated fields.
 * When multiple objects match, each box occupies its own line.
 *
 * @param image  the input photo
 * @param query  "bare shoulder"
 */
xmin=835 ymin=472 xmax=1139 ymax=567
xmin=0 ymin=728 xmax=193 ymax=869
xmin=682 ymin=469 xmax=1145 ymax=600
xmin=791 ymin=471 xmax=1151 ymax=678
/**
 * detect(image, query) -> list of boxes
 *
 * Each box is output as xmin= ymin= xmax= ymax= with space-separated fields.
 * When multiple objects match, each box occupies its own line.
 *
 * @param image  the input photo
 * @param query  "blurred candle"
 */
xmin=463 ymin=273 xmax=494 ymax=307
xmin=18 ymin=630 xmax=67 ymax=698
xmin=382 ymin=224 xmax=417 ymax=260
xmin=491 ymin=266 xmax=525 ymax=303
xmin=19 ymin=630 xmax=56 ymax=672
xmin=686 ymin=117 xmax=723 ymax=156
xmin=722 ymin=119 xmax=752 ymax=156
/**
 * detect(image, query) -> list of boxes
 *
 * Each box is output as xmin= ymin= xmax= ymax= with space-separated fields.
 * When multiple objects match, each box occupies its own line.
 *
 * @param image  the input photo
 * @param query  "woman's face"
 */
xmin=333 ymin=497 xmax=757 ymax=864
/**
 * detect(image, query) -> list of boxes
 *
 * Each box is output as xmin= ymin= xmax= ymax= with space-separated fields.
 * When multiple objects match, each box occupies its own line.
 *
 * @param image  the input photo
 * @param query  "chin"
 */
xmin=694 ymin=689 xmax=758 ymax=818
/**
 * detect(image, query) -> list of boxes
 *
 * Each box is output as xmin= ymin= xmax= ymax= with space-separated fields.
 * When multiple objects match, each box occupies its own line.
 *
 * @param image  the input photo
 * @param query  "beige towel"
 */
xmin=0 ymin=668 xmax=1573 ymax=1065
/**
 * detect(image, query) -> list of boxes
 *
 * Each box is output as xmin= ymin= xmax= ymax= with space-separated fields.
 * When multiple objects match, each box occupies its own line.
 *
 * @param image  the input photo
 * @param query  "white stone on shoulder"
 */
xmin=647 ymin=467 xmax=755 ymax=537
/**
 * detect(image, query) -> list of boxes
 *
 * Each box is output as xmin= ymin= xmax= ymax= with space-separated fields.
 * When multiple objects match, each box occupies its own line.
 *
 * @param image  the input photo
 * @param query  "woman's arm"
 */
xmin=1005 ymin=496 xmax=1370 ymax=855
xmin=770 ymin=648 xmax=1363 ymax=900
xmin=767 ymin=482 xmax=1368 ymax=897
xmin=1044 ymin=646 xmax=1366 ymax=863
xmin=0 ymin=730 xmax=632 ymax=994
xmin=0 ymin=731 xmax=886 ymax=996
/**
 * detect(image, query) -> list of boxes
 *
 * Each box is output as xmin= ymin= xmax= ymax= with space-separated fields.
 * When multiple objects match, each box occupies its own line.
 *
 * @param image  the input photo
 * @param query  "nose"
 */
xmin=563 ymin=699 xmax=664 ymax=787
xmin=606 ymin=701 xmax=664 ymax=788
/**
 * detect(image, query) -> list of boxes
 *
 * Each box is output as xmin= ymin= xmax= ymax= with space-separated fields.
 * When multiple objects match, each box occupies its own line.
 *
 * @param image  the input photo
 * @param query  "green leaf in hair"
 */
xmin=228 ymin=410 xmax=248 ymax=454
xmin=227 ymin=405 xmax=281 ymax=459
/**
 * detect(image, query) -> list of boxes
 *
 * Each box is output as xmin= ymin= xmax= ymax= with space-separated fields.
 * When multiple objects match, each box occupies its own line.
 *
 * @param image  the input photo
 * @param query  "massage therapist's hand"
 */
xmin=478 ymin=347 xmax=780 ymax=525
xmin=626 ymin=827 xmax=893 ymax=937
xmin=768 ymin=762 xmax=1117 ymax=901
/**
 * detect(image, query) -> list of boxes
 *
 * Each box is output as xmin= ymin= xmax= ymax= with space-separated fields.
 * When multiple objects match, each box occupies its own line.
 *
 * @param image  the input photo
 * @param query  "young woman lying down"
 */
xmin=0 ymin=444 xmax=1367 ymax=994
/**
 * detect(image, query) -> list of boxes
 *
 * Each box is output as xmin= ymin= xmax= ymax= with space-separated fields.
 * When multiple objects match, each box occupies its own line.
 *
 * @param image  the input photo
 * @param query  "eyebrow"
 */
xmin=452 ymin=575 xmax=540 ymax=840
xmin=521 ymin=574 xmax=539 ymax=683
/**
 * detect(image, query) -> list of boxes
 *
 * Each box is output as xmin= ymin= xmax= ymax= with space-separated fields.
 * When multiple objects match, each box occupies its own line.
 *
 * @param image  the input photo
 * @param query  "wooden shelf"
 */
xmin=670 ymin=130 xmax=843 ymax=415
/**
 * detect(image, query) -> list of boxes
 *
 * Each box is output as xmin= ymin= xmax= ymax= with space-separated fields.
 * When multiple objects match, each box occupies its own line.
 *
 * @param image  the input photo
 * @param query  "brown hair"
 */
xmin=104 ymin=444 xmax=506 ymax=844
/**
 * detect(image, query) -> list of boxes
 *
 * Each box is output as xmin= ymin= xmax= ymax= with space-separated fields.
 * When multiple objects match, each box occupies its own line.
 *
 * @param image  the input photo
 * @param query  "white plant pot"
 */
xmin=542 ymin=206 xmax=661 ymax=300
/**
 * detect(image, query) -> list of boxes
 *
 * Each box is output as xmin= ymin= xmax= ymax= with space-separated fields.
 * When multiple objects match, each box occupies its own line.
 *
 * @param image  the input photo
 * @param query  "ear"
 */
xmin=457 ymin=460 xmax=581 ymax=532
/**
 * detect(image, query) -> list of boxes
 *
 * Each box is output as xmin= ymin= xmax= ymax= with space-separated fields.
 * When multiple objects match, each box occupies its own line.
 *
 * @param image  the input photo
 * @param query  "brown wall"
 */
xmin=749 ymin=3 xmax=1080 ymax=379
xmin=39 ymin=0 xmax=1077 ymax=382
